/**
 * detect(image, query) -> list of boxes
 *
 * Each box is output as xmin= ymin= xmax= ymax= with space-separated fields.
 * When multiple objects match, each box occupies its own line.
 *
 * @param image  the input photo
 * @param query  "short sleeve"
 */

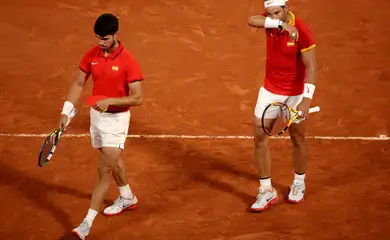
xmin=79 ymin=47 xmax=97 ymax=74
xmin=125 ymin=55 xmax=143 ymax=84
xmin=298 ymin=23 xmax=316 ymax=52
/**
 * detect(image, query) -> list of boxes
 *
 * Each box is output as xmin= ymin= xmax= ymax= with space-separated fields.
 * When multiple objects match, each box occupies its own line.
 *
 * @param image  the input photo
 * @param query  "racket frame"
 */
xmin=261 ymin=101 xmax=320 ymax=136
xmin=38 ymin=127 xmax=64 ymax=167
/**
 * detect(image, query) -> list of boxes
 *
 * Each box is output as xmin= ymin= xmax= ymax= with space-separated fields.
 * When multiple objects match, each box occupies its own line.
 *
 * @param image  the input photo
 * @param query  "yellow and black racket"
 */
xmin=38 ymin=127 xmax=64 ymax=167
xmin=261 ymin=101 xmax=320 ymax=136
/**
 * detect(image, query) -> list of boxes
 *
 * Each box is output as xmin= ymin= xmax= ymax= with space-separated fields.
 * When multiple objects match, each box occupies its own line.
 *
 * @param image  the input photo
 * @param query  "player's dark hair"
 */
xmin=94 ymin=13 xmax=119 ymax=37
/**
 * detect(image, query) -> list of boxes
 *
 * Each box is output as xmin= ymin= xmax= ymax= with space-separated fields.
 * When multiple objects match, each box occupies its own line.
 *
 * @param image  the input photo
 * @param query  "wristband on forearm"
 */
xmin=303 ymin=83 xmax=316 ymax=99
xmin=264 ymin=17 xmax=284 ymax=30
xmin=61 ymin=101 xmax=74 ymax=116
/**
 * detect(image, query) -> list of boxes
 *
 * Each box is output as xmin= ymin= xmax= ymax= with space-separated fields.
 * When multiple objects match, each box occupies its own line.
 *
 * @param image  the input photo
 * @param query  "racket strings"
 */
xmin=278 ymin=104 xmax=290 ymax=123
xmin=263 ymin=103 xmax=291 ymax=135
xmin=38 ymin=130 xmax=61 ymax=166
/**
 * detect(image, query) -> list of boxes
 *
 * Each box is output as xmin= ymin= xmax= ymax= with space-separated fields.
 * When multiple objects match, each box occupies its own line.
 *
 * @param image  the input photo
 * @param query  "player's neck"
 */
xmin=105 ymin=41 xmax=119 ymax=55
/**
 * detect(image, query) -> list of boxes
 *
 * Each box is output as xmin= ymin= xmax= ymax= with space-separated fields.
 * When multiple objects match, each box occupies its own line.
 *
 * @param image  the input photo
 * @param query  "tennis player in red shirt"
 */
xmin=58 ymin=13 xmax=144 ymax=239
xmin=248 ymin=0 xmax=318 ymax=211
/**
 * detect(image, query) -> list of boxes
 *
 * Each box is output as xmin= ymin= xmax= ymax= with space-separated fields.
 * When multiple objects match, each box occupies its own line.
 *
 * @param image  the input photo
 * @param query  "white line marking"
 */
xmin=0 ymin=133 xmax=388 ymax=141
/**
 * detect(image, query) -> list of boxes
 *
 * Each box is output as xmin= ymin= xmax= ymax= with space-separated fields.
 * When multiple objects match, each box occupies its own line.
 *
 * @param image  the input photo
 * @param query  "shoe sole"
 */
xmin=287 ymin=198 xmax=304 ymax=204
xmin=251 ymin=196 xmax=279 ymax=212
xmin=103 ymin=203 xmax=138 ymax=216
xmin=71 ymin=230 xmax=86 ymax=240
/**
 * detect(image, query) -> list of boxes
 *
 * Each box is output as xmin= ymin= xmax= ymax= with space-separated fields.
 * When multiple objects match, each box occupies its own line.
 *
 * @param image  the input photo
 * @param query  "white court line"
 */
xmin=0 ymin=133 xmax=388 ymax=141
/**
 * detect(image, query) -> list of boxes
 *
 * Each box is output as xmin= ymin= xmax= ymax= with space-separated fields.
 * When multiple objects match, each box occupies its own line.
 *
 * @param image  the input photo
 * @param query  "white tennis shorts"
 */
xmin=254 ymin=87 xmax=304 ymax=123
xmin=90 ymin=108 xmax=130 ymax=150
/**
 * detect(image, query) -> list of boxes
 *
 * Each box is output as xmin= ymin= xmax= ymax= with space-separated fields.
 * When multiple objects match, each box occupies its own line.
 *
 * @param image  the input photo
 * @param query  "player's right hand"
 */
xmin=49 ymin=114 xmax=68 ymax=144
xmin=282 ymin=23 xmax=299 ymax=41
xmin=59 ymin=114 xmax=69 ymax=131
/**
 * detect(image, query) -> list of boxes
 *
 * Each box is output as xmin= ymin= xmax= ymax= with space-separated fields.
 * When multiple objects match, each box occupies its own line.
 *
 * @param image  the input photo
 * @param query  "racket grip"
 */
xmin=309 ymin=106 xmax=320 ymax=113
xmin=297 ymin=106 xmax=320 ymax=116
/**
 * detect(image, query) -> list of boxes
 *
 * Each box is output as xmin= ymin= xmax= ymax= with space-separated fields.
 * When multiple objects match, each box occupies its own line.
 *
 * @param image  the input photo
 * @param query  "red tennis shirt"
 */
xmin=79 ymin=41 xmax=143 ymax=112
xmin=263 ymin=12 xmax=316 ymax=96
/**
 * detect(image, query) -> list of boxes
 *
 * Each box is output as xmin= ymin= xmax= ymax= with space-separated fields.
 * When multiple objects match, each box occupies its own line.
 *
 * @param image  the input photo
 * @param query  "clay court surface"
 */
xmin=1 ymin=0 xmax=389 ymax=239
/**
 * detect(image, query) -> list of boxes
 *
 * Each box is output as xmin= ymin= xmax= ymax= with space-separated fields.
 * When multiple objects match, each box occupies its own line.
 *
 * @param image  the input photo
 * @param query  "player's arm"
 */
xmin=109 ymin=80 xmax=144 ymax=107
xmin=59 ymin=70 xmax=89 ymax=129
xmin=248 ymin=15 xmax=284 ymax=29
xmin=296 ymin=47 xmax=317 ymax=118
xmin=64 ymin=70 xmax=90 ymax=107
xmin=248 ymin=14 xmax=298 ymax=40
xmin=301 ymin=48 xmax=317 ymax=99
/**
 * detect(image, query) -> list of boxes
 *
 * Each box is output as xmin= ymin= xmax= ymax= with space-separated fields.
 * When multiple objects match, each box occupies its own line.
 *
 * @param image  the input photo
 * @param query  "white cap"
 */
xmin=264 ymin=0 xmax=288 ymax=8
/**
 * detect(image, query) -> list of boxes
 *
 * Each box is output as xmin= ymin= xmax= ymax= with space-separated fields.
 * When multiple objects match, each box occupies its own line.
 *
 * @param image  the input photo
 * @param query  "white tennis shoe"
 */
xmin=103 ymin=195 xmax=138 ymax=216
xmin=288 ymin=179 xmax=305 ymax=203
xmin=251 ymin=186 xmax=279 ymax=212
xmin=72 ymin=218 xmax=90 ymax=240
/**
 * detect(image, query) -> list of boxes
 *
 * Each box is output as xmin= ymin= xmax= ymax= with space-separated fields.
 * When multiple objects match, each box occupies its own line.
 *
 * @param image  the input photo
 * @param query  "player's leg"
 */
xmin=72 ymin=110 xmax=132 ymax=239
xmin=91 ymin=147 xmax=122 ymax=209
xmin=251 ymin=116 xmax=279 ymax=211
xmin=251 ymin=87 xmax=284 ymax=212
xmin=72 ymin=147 xmax=122 ymax=239
xmin=112 ymin=157 xmax=129 ymax=188
xmin=253 ymin=117 xmax=273 ymax=179
xmin=111 ymin=157 xmax=137 ymax=201
xmin=105 ymin=156 xmax=138 ymax=216
xmin=289 ymin=122 xmax=307 ymax=175
xmin=103 ymin=111 xmax=138 ymax=216
xmin=286 ymin=95 xmax=308 ymax=203
xmin=287 ymin=122 xmax=307 ymax=203
xmin=112 ymin=157 xmax=136 ymax=200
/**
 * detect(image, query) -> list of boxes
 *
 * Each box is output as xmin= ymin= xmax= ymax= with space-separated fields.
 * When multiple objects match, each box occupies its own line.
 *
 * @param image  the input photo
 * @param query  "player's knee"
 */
xmin=290 ymin=132 xmax=306 ymax=147
xmin=113 ymin=164 xmax=124 ymax=175
xmin=254 ymin=120 xmax=269 ymax=148
xmin=98 ymin=165 xmax=114 ymax=179
xmin=98 ymin=156 xmax=119 ymax=179
xmin=254 ymin=131 xmax=268 ymax=148
xmin=255 ymin=136 xmax=268 ymax=148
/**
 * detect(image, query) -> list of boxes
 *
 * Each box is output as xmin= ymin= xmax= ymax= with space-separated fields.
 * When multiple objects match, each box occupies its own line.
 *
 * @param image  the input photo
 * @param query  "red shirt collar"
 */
xmin=98 ymin=41 xmax=124 ymax=60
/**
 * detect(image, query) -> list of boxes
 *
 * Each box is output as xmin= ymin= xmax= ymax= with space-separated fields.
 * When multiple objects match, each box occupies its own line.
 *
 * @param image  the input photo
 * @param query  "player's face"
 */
xmin=96 ymin=34 xmax=116 ymax=51
xmin=266 ymin=6 xmax=288 ymax=22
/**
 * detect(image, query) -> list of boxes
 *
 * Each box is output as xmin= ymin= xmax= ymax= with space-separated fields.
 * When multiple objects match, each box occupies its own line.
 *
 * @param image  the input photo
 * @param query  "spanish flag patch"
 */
xmin=287 ymin=42 xmax=295 ymax=47
xmin=112 ymin=66 xmax=119 ymax=71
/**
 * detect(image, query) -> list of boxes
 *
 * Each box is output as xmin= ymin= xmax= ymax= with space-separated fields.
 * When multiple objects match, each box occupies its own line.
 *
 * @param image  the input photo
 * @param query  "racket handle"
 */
xmin=309 ymin=106 xmax=320 ymax=113
xmin=297 ymin=106 xmax=320 ymax=116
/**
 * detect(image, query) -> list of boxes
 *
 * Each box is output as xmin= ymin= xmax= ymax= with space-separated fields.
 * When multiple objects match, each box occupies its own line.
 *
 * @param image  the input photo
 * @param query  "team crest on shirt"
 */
xmin=287 ymin=41 xmax=295 ymax=47
xmin=112 ymin=66 xmax=119 ymax=71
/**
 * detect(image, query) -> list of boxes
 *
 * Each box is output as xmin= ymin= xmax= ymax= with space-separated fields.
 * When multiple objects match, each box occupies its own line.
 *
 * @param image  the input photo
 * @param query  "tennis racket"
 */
xmin=261 ymin=101 xmax=320 ymax=136
xmin=38 ymin=127 xmax=64 ymax=167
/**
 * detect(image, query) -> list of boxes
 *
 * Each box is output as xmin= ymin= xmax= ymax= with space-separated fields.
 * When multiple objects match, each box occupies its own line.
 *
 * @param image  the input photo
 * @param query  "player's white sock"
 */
xmin=294 ymin=172 xmax=305 ymax=183
xmin=85 ymin=209 xmax=98 ymax=226
xmin=259 ymin=177 xmax=272 ymax=189
xmin=119 ymin=184 xmax=133 ymax=199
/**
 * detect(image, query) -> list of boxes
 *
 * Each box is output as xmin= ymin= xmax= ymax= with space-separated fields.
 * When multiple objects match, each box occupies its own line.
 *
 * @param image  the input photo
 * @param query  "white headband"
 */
xmin=264 ymin=0 xmax=288 ymax=8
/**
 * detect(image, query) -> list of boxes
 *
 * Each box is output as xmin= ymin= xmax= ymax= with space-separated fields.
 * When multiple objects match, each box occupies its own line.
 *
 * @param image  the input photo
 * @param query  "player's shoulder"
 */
xmin=83 ymin=45 xmax=100 ymax=57
xmin=293 ymin=14 xmax=314 ymax=34
xmin=120 ymin=46 xmax=139 ymax=62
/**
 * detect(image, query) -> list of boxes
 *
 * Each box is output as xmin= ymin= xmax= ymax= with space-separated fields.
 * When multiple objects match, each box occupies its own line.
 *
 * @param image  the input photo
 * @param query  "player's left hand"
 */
xmin=296 ymin=98 xmax=312 ymax=119
xmin=282 ymin=23 xmax=299 ymax=41
xmin=94 ymin=98 xmax=112 ymax=112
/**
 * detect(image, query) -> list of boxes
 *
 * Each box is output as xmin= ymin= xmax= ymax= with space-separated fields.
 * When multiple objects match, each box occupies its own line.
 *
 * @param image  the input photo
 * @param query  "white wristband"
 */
xmin=264 ymin=17 xmax=282 ymax=29
xmin=302 ymin=83 xmax=316 ymax=99
xmin=61 ymin=101 xmax=74 ymax=116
